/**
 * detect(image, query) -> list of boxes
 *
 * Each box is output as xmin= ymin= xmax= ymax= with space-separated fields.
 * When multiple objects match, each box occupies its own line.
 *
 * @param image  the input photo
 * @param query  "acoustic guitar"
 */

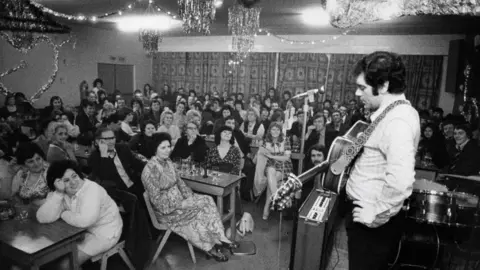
xmin=271 ymin=121 xmax=370 ymax=211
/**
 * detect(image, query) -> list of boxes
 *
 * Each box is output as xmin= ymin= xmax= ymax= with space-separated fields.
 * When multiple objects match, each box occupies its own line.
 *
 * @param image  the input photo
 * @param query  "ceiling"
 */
xmin=37 ymin=0 xmax=480 ymax=35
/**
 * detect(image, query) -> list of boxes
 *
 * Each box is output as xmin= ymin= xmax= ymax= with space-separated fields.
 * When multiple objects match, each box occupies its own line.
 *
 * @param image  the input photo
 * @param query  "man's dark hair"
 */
xmin=81 ymin=99 xmax=95 ymax=109
xmin=353 ymin=51 xmax=406 ymax=95
xmin=433 ymin=107 xmax=444 ymax=116
xmin=234 ymin=100 xmax=244 ymax=109
xmin=308 ymin=144 xmax=326 ymax=159
xmin=455 ymin=123 xmax=473 ymax=139
xmin=224 ymin=115 xmax=236 ymax=124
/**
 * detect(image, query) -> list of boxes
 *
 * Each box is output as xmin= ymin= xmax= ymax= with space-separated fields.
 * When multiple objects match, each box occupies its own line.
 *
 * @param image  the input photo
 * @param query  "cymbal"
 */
xmin=438 ymin=174 xmax=480 ymax=182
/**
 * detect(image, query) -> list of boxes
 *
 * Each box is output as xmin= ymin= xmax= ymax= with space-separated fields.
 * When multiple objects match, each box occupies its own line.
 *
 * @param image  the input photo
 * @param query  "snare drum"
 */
xmin=405 ymin=190 xmax=456 ymax=225
xmin=452 ymin=192 xmax=479 ymax=227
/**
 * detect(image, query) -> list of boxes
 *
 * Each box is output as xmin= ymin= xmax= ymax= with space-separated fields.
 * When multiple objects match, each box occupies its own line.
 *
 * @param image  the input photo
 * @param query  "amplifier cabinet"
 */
xmin=293 ymin=189 xmax=340 ymax=270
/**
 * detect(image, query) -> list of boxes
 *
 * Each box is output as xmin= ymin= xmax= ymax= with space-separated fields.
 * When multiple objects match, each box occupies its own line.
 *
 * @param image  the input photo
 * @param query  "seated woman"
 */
xmin=41 ymin=96 xmax=64 ymax=119
xmin=36 ymin=160 xmax=123 ymax=269
xmin=128 ymin=120 xmax=162 ymax=160
xmin=131 ymin=98 xmax=145 ymax=128
xmin=417 ymin=123 xmax=449 ymax=169
xmin=206 ymin=126 xmax=241 ymax=175
xmin=47 ymin=123 xmax=77 ymax=163
xmin=11 ymin=142 xmax=50 ymax=206
xmin=239 ymin=108 xmax=265 ymax=142
xmin=120 ymin=111 xmax=136 ymax=137
xmin=171 ymin=120 xmax=208 ymax=162
xmin=172 ymin=102 xmax=187 ymax=131
xmin=157 ymin=110 xmax=181 ymax=146
xmin=254 ymin=122 xmax=293 ymax=220
xmin=212 ymin=106 xmax=235 ymax=134
xmin=141 ymin=133 xmax=236 ymax=262
xmin=447 ymin=124 xmax=480 ymax=175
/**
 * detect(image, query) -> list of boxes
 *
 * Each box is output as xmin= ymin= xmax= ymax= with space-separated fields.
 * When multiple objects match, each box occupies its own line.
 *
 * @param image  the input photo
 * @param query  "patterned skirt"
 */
xmin=265 ymin=153 xmax=293 ymax=186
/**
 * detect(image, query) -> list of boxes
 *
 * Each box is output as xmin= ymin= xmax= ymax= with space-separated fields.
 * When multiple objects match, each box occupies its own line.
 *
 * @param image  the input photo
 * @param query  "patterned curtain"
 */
xmin=277 ymin=53 xmax=329 ymax=97
xmin=152 ymin=52 xmax=276 ymax=97
xmin=402 ymin=55 xmax=444 ymax=109
xmin=277 ymin=53 xmax=443 ymax=108
xmin=153 ymin=52 xmax=443 ymax=108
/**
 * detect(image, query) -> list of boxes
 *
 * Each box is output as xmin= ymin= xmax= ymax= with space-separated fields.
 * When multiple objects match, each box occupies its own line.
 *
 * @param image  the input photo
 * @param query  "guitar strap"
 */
xmin=342 ymin=99 xmax=411 ymax=165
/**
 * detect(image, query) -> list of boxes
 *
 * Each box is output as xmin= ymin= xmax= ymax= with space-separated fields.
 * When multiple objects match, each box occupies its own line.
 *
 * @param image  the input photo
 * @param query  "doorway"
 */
xmin=97 ymin=63 xmax=135 ymax=103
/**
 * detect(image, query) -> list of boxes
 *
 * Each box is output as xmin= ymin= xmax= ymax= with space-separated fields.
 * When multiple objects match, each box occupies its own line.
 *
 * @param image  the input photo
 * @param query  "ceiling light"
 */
xmin=214 ymin=0 xmax=223 ymax=8
xmin=302 ymin=7 xmax=330 ymax=26
xmin=116 ymin=15 xmax=179 ymax=32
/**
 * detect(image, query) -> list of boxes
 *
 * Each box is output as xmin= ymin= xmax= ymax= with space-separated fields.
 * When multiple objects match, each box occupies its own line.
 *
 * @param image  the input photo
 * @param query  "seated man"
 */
xmin=447 ymin=124 xmax=480 ymax=176
xmin=299 ymin=144 xmax=326 ymax=203
xmin=88 ymin=127 xmax=146 ymax=199
xmin=76 ymin=100 xmax=98 ymax=146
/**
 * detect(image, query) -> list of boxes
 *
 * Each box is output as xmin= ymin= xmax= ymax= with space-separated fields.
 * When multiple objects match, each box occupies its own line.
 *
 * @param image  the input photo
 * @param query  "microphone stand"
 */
xmin=289 ymin=94 xmax=309 ymax=269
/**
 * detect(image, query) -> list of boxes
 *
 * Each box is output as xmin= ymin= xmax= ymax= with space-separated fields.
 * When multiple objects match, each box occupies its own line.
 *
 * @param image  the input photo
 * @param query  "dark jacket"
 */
xmin=106 ymin=188 xmax=152 ymax=270
xmin=128 ymin=133 xmax=163 ymax=159
xmin=88 ymin=143 xmax=146 ymax=191
xmin=325 ymin=122 xmax=348 ymax=148
xmin=76 ymin=112 xmax=97 ymax=146
xmin=233 ymin=129 xmax=250 ymax=156
xmin=448 ymin=140 xmax=480 ymax=176
xmin=170 ymin=135 xmax=208 ymax=162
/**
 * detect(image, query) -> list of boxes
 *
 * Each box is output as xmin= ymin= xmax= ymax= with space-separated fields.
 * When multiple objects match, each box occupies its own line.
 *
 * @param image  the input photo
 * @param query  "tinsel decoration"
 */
xmin=0 ymin=61 xmax=27 ymax=96
xmin=0 ymin=31 xmax=49 ymax=54
xmin=0 ymin=0 xmax=70 ymax=33
xmin=178 ymin=0 xmax=216 ymax=35
xmin=228 ymin=2 xmax=261 ymax=61
xmin=0 ymin=34 xmax=74 ymax=103
xmin=138 ymin=1 xmax=163 ymax=55
xmin=328 ymin=0 xmax=480 ymax=28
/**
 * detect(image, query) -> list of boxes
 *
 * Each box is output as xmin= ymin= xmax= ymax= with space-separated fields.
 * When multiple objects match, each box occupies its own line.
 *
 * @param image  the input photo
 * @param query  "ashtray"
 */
xmin=0 ymin=201 xmax=16 ymax=221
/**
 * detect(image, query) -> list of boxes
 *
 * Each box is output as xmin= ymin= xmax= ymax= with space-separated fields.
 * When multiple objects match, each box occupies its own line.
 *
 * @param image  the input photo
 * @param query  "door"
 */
xmin=97 ymin=63 xmax=134 ymax=103
xmin=115 ymin=64 xmax=134 ymax=104
xmin=97 ymin=63 xmax=115 ymax=95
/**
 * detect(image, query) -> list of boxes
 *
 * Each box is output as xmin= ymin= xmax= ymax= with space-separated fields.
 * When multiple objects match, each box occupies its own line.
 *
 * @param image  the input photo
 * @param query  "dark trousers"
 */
xmin=346 ymin=201 xmax=404 ymax=270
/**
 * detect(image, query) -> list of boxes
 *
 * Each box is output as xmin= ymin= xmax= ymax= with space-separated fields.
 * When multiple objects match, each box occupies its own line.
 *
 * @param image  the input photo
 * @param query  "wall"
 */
xmin=159 ymin=34 xmax=463 ymax=113
xmin=0 ymin=24 xmax=152 ymax=107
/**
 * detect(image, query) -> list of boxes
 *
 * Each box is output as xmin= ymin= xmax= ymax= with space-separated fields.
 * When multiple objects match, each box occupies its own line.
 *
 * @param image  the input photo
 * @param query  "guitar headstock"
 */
xmin=270 ymin=173 xmax=303 ymax=211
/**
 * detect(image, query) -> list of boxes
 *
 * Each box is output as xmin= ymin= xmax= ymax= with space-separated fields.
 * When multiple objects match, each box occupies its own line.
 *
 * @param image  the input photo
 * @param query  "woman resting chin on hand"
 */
xmin=35 ymin=160 xmax=123 ymax=270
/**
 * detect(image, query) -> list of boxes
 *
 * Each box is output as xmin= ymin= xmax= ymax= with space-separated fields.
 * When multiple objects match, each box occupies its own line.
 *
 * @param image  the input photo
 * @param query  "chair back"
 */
xmin=143 ymin=192 xmax=167 ymax=230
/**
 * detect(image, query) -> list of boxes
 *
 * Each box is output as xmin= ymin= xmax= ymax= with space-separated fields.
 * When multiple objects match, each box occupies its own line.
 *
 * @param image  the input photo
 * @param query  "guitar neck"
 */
xmin=296 ymin=161 xmax=329 ymax=185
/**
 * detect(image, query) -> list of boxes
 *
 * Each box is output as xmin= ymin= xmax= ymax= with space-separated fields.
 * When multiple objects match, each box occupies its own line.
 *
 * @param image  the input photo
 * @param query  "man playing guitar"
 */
xmin=345 ymin=51 xmax=420 ymax=269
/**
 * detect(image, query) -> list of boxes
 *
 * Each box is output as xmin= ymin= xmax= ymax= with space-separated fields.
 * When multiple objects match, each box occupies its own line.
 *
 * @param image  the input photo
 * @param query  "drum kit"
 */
xmin=390 ymin=177 xmax=480 ymax=270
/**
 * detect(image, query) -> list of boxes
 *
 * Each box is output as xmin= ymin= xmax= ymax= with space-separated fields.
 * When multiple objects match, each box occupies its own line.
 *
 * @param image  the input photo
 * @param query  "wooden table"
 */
xmin=181 ymin=172 xmax=242 ymax=241
xmin=0 ymin=217 xmax=85 ymax=269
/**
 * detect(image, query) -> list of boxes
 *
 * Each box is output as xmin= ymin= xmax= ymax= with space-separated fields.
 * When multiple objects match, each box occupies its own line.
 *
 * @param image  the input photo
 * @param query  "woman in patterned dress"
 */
xmin=11 ymin=142 xmax=50 ymax=206
xmin=141 ymin=132 xmax=237 ymax=262
xmin=206 ymin=126 xmax=241 ymax=175
xmin=261 ymin=122 xmax=293 ymax=220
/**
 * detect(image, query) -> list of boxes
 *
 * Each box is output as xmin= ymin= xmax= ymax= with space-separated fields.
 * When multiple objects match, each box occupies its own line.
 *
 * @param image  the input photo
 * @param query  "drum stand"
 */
xmin=460 ymin=199 xmax=480 ymax=270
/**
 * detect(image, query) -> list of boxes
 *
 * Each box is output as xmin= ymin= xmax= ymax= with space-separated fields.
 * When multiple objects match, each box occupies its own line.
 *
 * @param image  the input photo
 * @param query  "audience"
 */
xmin=447 ymin=124 xmax=480 ymax=176
xmin=46 ymin=123 xmax=77 ymax=163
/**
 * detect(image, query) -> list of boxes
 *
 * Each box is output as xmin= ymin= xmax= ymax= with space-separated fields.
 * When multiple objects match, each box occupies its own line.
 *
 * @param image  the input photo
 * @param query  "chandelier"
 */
xmin=138 ymin=1 xmax=163 ymax=55
xmin=228 ymin=2 xmax=261 ymax=61
xmin=178 ymin=0 xmax=216 ymax=35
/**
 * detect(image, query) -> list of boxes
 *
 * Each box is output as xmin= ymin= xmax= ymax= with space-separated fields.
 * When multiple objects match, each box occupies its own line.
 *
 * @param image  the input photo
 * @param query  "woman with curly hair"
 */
xmin=254 ymin=122 xmax=293 ymax=220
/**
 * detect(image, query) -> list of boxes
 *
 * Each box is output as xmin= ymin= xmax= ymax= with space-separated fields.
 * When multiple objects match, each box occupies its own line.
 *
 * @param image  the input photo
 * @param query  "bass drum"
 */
xmin=389 ymin=221 xmax=442 ymax=270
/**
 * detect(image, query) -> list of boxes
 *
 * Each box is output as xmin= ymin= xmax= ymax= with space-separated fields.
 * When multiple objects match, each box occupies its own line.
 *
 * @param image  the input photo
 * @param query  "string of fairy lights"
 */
xmin=32 ymin=1 xmax=352 ymax=47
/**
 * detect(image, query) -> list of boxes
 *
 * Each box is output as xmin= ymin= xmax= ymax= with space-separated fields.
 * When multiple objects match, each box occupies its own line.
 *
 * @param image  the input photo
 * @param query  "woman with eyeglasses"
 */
xmin=171 ymin=120 xmax=208 ymax=162
xmin=142 ymin=132 xmax=237 ymax=262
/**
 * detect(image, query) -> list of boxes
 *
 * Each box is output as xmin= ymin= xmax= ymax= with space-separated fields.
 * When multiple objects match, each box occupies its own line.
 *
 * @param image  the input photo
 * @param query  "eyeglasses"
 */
xmin=100 ymin=137 xmax=116 ymax=141
xmin=186 ymin=126 xmax=197 ymax=130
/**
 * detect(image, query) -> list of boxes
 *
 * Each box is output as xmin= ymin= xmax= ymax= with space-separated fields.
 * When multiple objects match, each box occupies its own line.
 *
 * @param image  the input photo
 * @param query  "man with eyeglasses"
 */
xmin=88 ymin=127 xmax=146 ymax=198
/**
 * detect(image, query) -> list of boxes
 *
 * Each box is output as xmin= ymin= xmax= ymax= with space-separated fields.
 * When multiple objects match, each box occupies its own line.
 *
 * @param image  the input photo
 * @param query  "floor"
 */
xmin=82 ymin=200 xmax=477 ymax=270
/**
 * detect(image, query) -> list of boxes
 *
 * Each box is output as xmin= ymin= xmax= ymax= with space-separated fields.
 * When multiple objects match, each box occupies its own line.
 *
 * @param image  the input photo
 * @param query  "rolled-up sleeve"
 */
xmin=375 ymin=118 xmax=416 ymax=217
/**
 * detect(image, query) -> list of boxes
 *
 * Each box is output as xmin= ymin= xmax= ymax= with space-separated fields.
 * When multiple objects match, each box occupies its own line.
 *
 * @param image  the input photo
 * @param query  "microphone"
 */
xmin=292 ymin=86 xmax=325 ymax=99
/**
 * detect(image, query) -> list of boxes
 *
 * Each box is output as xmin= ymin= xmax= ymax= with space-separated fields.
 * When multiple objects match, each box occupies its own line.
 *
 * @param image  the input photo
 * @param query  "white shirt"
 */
xmin=36 ymin=179 xmax=123 ymax=241
xmin=121 ymin=121 xmax=135 ymax=136
xmin=346 ymin=94 xmax=420 ymax=221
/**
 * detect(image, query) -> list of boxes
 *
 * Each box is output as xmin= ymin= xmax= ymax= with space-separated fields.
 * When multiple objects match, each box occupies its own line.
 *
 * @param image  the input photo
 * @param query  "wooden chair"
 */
xmin=143 ymin=192 xmax=196 ymax=265
xmin=91 ymin=241 xmax=135 ymax=270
